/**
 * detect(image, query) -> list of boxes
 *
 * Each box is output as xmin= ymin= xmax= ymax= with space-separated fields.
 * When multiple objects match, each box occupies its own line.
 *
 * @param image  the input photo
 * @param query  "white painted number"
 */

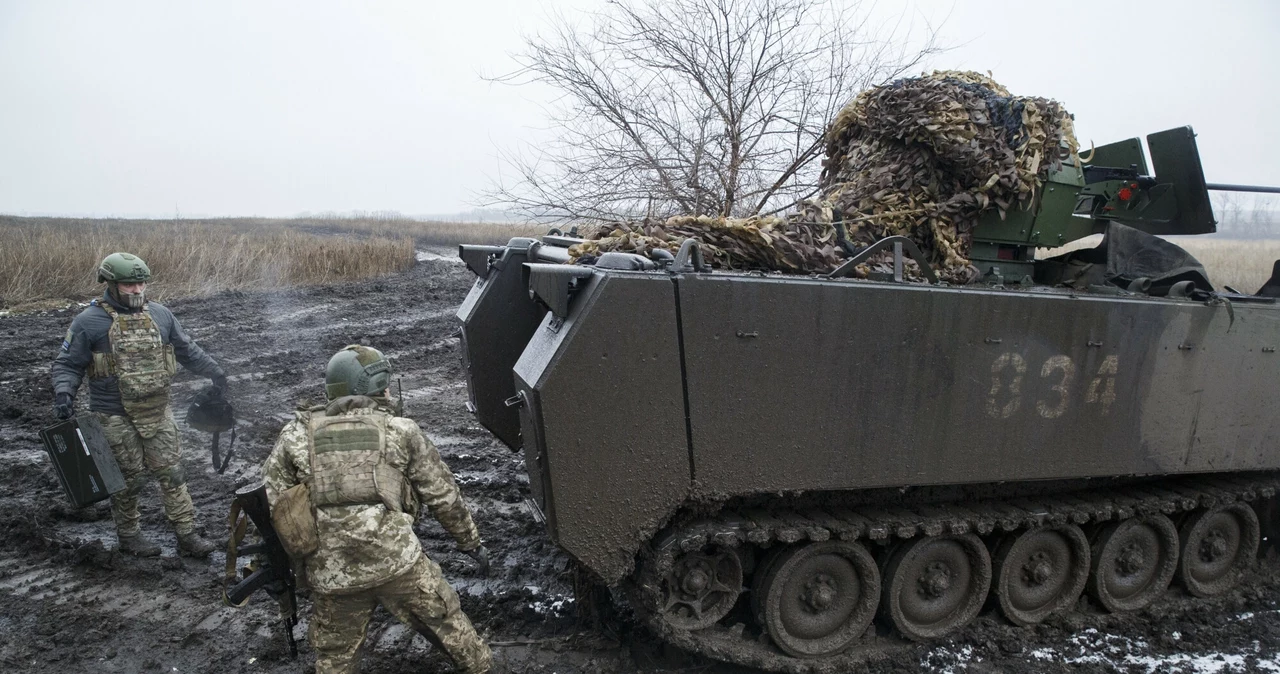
xmin=985 ymin=353 xmax=1118 ymax=419
xmin=985 ymin=353 xmax=1026 ymax=419
xmin=1084 ymin=355 xmax=1119 ymax=415
xmin=1036 ymin=355 xmax=1077 ymax=419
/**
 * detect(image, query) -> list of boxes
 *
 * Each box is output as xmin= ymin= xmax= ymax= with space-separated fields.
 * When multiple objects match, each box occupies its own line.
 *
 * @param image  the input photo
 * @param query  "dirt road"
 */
xmin=2 ymin=251 xmax=1279 ymax=673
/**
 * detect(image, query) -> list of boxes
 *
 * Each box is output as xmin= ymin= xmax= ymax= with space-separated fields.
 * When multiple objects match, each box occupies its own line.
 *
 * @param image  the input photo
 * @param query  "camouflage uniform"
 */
xmin=51 ymin=292 xmax=224 ymax=537
xmin=263 ymin=395 xmax=491 ymax=674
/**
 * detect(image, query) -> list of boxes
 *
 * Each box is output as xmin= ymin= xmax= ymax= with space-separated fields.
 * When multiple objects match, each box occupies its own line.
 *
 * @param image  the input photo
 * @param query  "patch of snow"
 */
xmin=529 ymin=593 xmax=574 ymax=617
xmin=1021 ymin=630 xmax=1280 ymax=674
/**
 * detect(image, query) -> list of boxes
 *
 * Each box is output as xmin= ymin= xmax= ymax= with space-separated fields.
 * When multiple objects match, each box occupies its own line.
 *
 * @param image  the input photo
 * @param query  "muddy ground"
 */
xmin=2 ymin=249 xmax=1279 ymax=674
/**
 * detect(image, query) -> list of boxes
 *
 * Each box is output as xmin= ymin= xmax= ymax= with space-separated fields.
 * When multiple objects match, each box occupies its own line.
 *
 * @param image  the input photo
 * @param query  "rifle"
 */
xmin=223 ymin=482 xmax=298 ymax=658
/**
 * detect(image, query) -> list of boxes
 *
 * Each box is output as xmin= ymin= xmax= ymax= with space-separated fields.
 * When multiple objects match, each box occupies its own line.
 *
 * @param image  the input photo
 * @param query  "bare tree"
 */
xmin=485 ymin=0 xmax=945 ymax=222
xmin=1245 ymin=196 xmax=1278 ymax=238
xmin=1214 ymin=192 xmax=1245 ymax=234
xmin=1209 ymin=193 xmax=1278 ymax=238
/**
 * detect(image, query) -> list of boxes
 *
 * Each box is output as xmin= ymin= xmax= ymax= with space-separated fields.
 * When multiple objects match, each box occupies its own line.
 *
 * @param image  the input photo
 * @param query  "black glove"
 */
xmin=211 ymin=374 xmax=228 ymax=397
xmin=464 ymin=545 xmax=490 ymax=576
xmin=54 ymin=393 xmax=75 ymax=420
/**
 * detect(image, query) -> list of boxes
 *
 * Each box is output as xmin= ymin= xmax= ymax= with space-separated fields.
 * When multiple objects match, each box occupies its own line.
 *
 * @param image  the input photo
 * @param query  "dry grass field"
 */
xmin=295 ymin=214 xmax=548 ymax=246
xmin=0 ymin=214 xmax=559 ymax=309
xmin=0 ymin=216 xmax=419 ymax=308
xmin=1171 ymin=238 xmax=1280 ymax=291
xmin=1040 ymin=235 xmax=1280 ymax=292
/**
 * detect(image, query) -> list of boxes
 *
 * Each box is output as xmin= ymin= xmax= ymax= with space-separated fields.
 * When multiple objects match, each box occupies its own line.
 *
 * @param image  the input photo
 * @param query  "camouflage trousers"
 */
xmin=310 ymin=555 xmax=492 ymax=674
xmin=98 ymin=410 xmax=196 ymax=536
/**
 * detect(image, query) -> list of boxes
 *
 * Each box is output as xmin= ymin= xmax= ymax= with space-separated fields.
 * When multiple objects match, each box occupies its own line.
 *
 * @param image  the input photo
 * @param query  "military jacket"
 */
xmin=263 ymin=396 xmax=482 ymax=593
xmin=51 ymin=292 xmax=224 ymax=416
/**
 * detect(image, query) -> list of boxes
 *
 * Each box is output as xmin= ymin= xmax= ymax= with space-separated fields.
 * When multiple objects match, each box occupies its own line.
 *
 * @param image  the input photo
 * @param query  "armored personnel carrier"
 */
xmin=456 ymin=127 xmax=1280 ymax=670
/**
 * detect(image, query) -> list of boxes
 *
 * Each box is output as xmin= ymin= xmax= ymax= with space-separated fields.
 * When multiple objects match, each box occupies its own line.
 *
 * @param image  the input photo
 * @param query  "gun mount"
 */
xmin=969 ymin=126 xmax=1280 ymax=279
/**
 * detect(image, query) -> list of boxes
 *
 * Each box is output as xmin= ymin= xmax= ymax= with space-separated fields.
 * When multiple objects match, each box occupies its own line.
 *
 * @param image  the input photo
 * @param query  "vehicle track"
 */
xmin=633 ymin=475 xmax=1280 ymax=672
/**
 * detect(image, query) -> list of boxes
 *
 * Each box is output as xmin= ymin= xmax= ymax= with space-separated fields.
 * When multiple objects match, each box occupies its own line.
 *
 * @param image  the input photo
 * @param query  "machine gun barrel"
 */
xmin=1206 ymin=183 xmax=1280 ymax=194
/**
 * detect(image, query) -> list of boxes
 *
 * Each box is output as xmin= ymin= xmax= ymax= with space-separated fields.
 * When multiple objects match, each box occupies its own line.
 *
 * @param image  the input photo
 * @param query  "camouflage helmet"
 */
xmin=97 ymin=252 xmax=152 ymax=284
xmin=325 ymin=345 xmax=391 ymax=400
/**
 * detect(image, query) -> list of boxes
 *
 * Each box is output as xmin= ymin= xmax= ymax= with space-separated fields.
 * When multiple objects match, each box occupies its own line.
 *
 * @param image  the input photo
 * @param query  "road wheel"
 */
xmin=658 ymin=547 xmax=743 ymax=630
xmin=992 ymin=524 xmax=1090 ymax=626
xmin=1178 ymin=503 xmax=1259 ymax=598
xmin=758 ymin=541 xmax=879 ymax=658
xmin=883 ymin=534 xmax=991 ymax=641
xmin=1088 ymin=515 xmax=1178 ymax=612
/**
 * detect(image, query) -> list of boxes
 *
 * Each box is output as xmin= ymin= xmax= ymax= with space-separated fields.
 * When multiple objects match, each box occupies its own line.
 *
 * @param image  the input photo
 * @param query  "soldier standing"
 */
xmin=50 ymin=252 xmax=224 ymax=558
xmin=263 ymin=345 xmax=492 ymax=674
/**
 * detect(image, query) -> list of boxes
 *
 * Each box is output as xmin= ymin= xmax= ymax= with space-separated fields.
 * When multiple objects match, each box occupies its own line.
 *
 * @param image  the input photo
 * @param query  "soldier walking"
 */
xmin=263 ymin=345 xmax=492 ymax=674
xmin=50 ymin=252 xmax=224 ymax=558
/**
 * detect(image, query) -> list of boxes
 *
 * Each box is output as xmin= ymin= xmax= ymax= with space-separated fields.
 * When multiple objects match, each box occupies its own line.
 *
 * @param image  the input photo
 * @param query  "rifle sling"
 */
xmin=223 ymin=499 xmax=250 ymax=607
xmin=213 ymin=429 xmax=236 ymax=474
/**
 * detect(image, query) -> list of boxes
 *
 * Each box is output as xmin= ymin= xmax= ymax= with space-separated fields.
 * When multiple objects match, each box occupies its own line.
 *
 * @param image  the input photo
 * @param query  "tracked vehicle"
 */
xmin=457 ymin=127 xmax=1280 ymax=670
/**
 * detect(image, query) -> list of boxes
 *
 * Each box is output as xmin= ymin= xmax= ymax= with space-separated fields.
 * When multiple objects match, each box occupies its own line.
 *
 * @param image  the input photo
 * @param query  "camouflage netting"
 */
xmin=568 ymin=213 xmax=843 ymax=273
xmin=569 ymin=71 xmax=1078 ymax=282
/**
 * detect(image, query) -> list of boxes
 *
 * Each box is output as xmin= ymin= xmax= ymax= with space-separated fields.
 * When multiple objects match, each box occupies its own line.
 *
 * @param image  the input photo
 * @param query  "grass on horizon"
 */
xmin=1040 ymin=235 xmax=1280 ymax=293
xmin=0 ymin=216 xmax=414 ymax=308
xmin=291 ymin=213 xmax=549 ymax=246
xmin=0 ymin=214 xmax=560 ymax=309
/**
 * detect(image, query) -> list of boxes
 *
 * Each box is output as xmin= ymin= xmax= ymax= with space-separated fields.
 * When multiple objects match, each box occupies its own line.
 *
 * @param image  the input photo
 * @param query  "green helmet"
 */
xmin=325 ymin=345 xmax=391 ymax=400
xmin=97 ymin=252 xmax=152 ymax=284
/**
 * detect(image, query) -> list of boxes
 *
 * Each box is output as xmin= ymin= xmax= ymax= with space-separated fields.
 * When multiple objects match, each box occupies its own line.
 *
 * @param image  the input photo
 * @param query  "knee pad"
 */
xmin=157 ymin=464 xmax=187 ymax=489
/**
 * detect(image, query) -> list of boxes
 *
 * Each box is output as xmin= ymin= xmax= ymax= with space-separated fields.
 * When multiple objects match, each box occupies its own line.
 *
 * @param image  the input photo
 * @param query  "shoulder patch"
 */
xmin=61 ymin=329 xmax=74 ymax=351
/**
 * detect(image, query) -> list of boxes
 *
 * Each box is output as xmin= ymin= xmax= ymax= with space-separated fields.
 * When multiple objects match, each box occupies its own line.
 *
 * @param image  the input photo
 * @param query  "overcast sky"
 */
xmin=1 ymin=0 xmax=1277 ymax=218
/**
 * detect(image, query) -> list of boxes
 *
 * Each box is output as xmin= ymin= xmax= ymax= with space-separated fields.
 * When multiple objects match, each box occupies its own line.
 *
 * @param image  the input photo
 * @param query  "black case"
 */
xmin=40 ymin=415 xmax=126 ymax=508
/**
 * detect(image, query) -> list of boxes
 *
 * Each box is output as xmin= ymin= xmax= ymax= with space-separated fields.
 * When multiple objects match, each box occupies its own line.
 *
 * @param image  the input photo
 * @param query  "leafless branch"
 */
xmin=483 ymin=0 xmax=946 ymax=222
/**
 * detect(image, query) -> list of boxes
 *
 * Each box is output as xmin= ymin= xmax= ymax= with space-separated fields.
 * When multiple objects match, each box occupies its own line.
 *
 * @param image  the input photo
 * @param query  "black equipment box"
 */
xmin=39 ymin=416 xmax=126 ymax=508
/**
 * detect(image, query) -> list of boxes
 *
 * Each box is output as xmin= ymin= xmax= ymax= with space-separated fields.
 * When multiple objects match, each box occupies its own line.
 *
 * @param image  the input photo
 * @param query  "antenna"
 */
xmin=396 ymin=377 xmax=405 ymax=417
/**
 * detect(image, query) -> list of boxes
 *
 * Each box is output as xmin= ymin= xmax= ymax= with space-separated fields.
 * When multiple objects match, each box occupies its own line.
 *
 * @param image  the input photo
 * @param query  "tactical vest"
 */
xmin=88 ymin=302 xmax=177 ymax=435
xmin=306 ymin=408 xmax=416 ymax=516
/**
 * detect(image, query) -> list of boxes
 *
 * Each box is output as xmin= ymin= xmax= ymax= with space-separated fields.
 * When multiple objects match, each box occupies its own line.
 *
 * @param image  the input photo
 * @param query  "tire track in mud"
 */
xmin=3 ymin=252 xmax=1280 ymax=673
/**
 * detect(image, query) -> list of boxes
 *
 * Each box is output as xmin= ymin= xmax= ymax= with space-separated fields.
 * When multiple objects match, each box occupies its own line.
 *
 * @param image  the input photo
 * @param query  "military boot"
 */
xmin=117 ymin=532 xmax=161 ymax=557
xmin=177 ymin=532 xmax=216 ymax=558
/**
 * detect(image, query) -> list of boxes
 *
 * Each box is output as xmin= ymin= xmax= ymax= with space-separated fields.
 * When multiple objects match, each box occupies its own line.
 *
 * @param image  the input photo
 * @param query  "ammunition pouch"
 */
xmin=88 ymin=348 xmax=177 ymax=380
xmin=374 ymin=462 xmax=418 ymax=519
xmin=271 ymin=483 xmax=319 ymax=559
